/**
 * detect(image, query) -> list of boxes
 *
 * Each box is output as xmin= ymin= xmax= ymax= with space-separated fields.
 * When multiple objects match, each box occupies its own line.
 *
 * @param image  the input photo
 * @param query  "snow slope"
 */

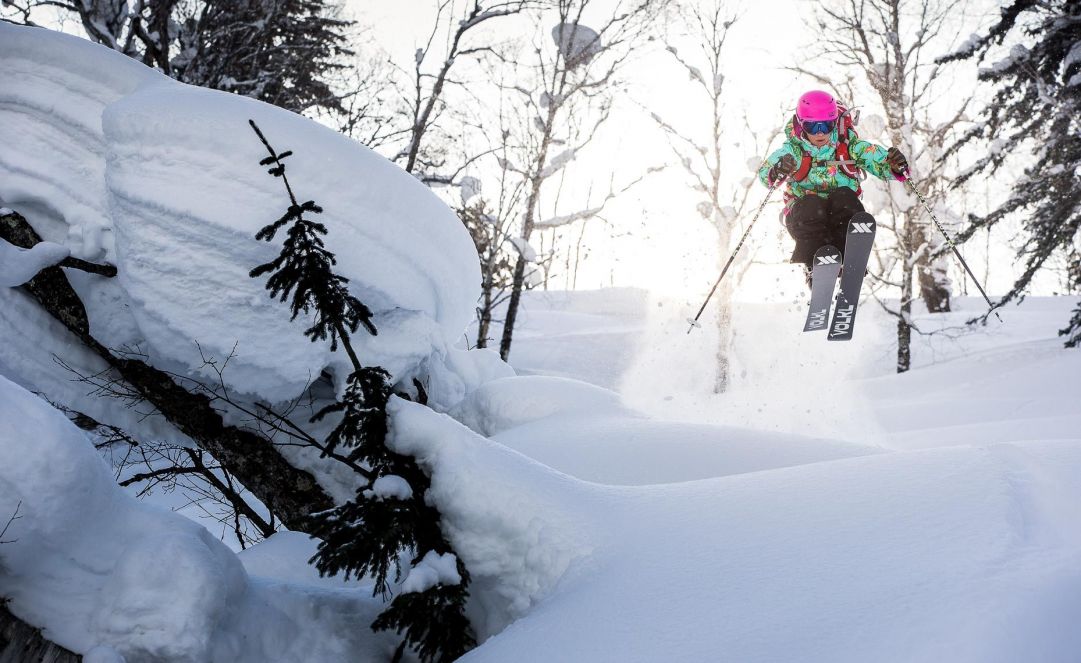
xmin=437 ymin=291 xmax=1081 ymax=661
xmin=392 ymin=399 xmax=1081 ymax=663
xmin=0 ymin=22 xmax=488 ymax=408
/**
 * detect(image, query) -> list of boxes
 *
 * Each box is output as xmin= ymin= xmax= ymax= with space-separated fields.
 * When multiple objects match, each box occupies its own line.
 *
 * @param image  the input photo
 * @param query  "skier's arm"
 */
xmin=758 ymin=142 xmax=800 ymax=187
xmin=850 ymin=139 xmax=902 ymax=181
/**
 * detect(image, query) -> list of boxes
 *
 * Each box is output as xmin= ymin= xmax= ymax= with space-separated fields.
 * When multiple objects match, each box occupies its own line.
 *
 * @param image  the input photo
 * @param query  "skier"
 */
xmin=758 ymin=90 xmax=910 ymax=285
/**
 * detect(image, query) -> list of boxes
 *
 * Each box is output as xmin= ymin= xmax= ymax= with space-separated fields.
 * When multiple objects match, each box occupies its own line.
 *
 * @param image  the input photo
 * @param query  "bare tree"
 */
xmin=393 ymin=0 xmax=537 ymax=179
xmin=0 ymin=502 xmax=20 ymax=545
xmin=795 ymin=0 xmax=974 ymax=372
xmin=333 ymin=42 xmax=407 ymax=150
xmin=651 ymin=1 xmax=780 ymax=392
xmin=498 ymin=0 xmax=664 ymax=361
xmin=52 ymin=397 xmax=280 ymax=548
xmin=457 ymin=129 xmax=529 ymax=348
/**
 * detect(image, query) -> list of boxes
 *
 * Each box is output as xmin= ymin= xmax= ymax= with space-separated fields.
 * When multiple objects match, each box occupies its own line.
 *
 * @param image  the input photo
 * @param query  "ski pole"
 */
xmin=687 ymin=180 xmax=782 ymax=334
xmin=902 ymin=178 xmax=1002 ymax=323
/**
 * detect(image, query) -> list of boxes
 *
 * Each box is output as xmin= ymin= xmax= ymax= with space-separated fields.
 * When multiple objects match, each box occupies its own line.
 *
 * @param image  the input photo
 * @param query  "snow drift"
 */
xmin=389 ymin=397 xmax=1081 ymax=663
xmin=0 ymin=22 xmax=487 ymax=407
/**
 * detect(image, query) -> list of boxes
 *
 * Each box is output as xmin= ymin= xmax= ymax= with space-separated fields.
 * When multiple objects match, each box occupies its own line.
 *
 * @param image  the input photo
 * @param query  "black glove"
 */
xmin=768 ymin=154 xmax=797 ymax=184
xmin=886 ymin=147 xmax=909 ymax=176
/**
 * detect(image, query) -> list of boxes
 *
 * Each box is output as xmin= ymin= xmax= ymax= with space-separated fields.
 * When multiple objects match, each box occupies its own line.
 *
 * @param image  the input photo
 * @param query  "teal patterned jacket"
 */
xmin=757 ymin=120 xmax=897 ymax=215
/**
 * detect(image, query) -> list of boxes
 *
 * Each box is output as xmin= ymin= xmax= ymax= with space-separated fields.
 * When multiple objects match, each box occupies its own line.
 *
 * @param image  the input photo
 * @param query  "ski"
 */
xmin=828 ymin=212 xmax=876 ymax=341
xmin=803 ymin=245 xmax=842 ymax=332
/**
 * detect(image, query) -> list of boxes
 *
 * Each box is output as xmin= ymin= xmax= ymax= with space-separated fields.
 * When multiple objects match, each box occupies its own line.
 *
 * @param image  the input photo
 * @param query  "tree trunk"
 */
xmin=897 ymin=287 xmax=913 ymax=373
xmin=912 ymin=211 xmax=951 ymax=313
xmin=0 ymin=210 xmax=335 ymax=532
xmin=897 ymin=221 xmax=917 ymax=373
xmin=475 ymin=276 xmax=493 ymax=349
xmin=713 ymin=295 xmax=733 ymax=393
xmin=0 ymin=603 xmax=80 ymax=663
xmin=712 ymin=221 xmax=735 ymax=394
xmin=499 ymin=259 xmax=527 ymax=361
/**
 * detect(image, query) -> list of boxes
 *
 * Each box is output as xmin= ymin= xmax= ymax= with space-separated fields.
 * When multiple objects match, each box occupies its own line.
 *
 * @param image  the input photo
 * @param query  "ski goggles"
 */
xmin=802 ymin=120 xmax=835 ymax=135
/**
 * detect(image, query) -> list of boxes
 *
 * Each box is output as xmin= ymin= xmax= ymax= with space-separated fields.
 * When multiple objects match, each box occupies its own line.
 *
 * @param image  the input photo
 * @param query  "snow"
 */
xmin=859 ymin=112 xmax=886 ymax=140
xmin=538 ymin=148 xmax=577 ymax=178
xmin=363 ymin=474 xmax=414 ymax=501
xmin=535 ymin=206 xmax=603 ymax=229
xmin=7 ymin=272 xmax=1081 ymax=661
xmin=505 ymin=236 xmax=537 ymax=261
xmin=0 ymin=374 xmax=397 ymax=661
xmin=237 ymin=531 xmax=366 ymax=589
xmin=0 ymin=237 xmax=69 ymax=287
xmin=386 ymin=397 xmax=595 ymax=637
xmin=551 ymin=22 xmax=601 ymax=67
xmin=450 ymin=374 xmax=627 ymax=436
xmin=419 ymin=292 xmax=1081 ymax=661
xmin=0 ymin=22 xmax=484 ymax=408
xmin=458 ymin=175 xmax=482 ymax=204
xmin=491 ymin=414 xmax=881 ymax=485
xmin=6 ymin=17 xmax=1081 ymax=663
xmin=458 ymin=440 xmax=1081 ymax=663
xmin=401 ymin=551 xmax=462 ymax=594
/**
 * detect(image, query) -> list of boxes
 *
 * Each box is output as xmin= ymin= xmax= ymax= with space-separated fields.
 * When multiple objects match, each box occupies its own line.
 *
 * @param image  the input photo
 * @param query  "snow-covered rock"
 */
xmin=0 ymin=22 xmax=487 ymax=407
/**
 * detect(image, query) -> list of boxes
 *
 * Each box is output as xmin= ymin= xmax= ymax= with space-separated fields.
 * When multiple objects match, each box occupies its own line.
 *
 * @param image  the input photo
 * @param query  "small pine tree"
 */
xmin=373 ymin=579 xmax=476 ymax=663
xmin=248 ymin=119 xmax=375 ymax=371
xmin=939 ymin=0 xmax=1080 ymax=345
xmin=247 ymin=120 xmax=476 ymax=662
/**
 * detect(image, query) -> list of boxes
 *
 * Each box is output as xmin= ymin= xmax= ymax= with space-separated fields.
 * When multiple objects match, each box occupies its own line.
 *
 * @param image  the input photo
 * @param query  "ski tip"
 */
xmin=847 ymin=213 xmax=876 ymax=234
xmin=814 ymin=244 xmax=841 ymax=254
xmin=813 ymin=244 xmax=842 ymax=264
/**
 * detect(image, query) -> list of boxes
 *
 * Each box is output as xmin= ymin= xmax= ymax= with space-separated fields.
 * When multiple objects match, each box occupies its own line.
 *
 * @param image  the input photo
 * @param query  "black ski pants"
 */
xmin=785 ymin=187 xmax=864 ymax=268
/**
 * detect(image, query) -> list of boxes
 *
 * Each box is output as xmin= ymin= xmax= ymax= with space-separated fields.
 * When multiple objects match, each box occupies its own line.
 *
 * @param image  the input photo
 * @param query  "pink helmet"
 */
xmin=796 ymin=90 xmax=839 ymax=122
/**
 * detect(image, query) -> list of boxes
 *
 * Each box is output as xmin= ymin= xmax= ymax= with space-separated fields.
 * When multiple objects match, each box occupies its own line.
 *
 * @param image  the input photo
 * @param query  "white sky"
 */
xmin=349 ymin=0 xmax=1041 ymax=303
xmin=18 ymin=0 xmax=1053 ymax=301
xmin=356 ymin=0 xmax=809 ymax=299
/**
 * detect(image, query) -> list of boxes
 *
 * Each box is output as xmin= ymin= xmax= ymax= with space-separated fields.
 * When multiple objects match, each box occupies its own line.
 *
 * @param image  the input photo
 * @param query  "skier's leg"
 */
xmin=827 ymin=186 xmax=864 ymax=220
xmin=785 ymin=194 xmax=830 ymax=268
xmin=826 ymin=187 xmax=865 ymax=252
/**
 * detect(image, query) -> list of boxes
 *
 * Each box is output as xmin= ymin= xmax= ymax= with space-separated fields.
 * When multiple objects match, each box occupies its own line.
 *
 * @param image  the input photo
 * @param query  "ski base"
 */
xmin=803 ymin=245 xmax=841 ymax=332
xmin=828 ymin=212 xmax=876 ymax=341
